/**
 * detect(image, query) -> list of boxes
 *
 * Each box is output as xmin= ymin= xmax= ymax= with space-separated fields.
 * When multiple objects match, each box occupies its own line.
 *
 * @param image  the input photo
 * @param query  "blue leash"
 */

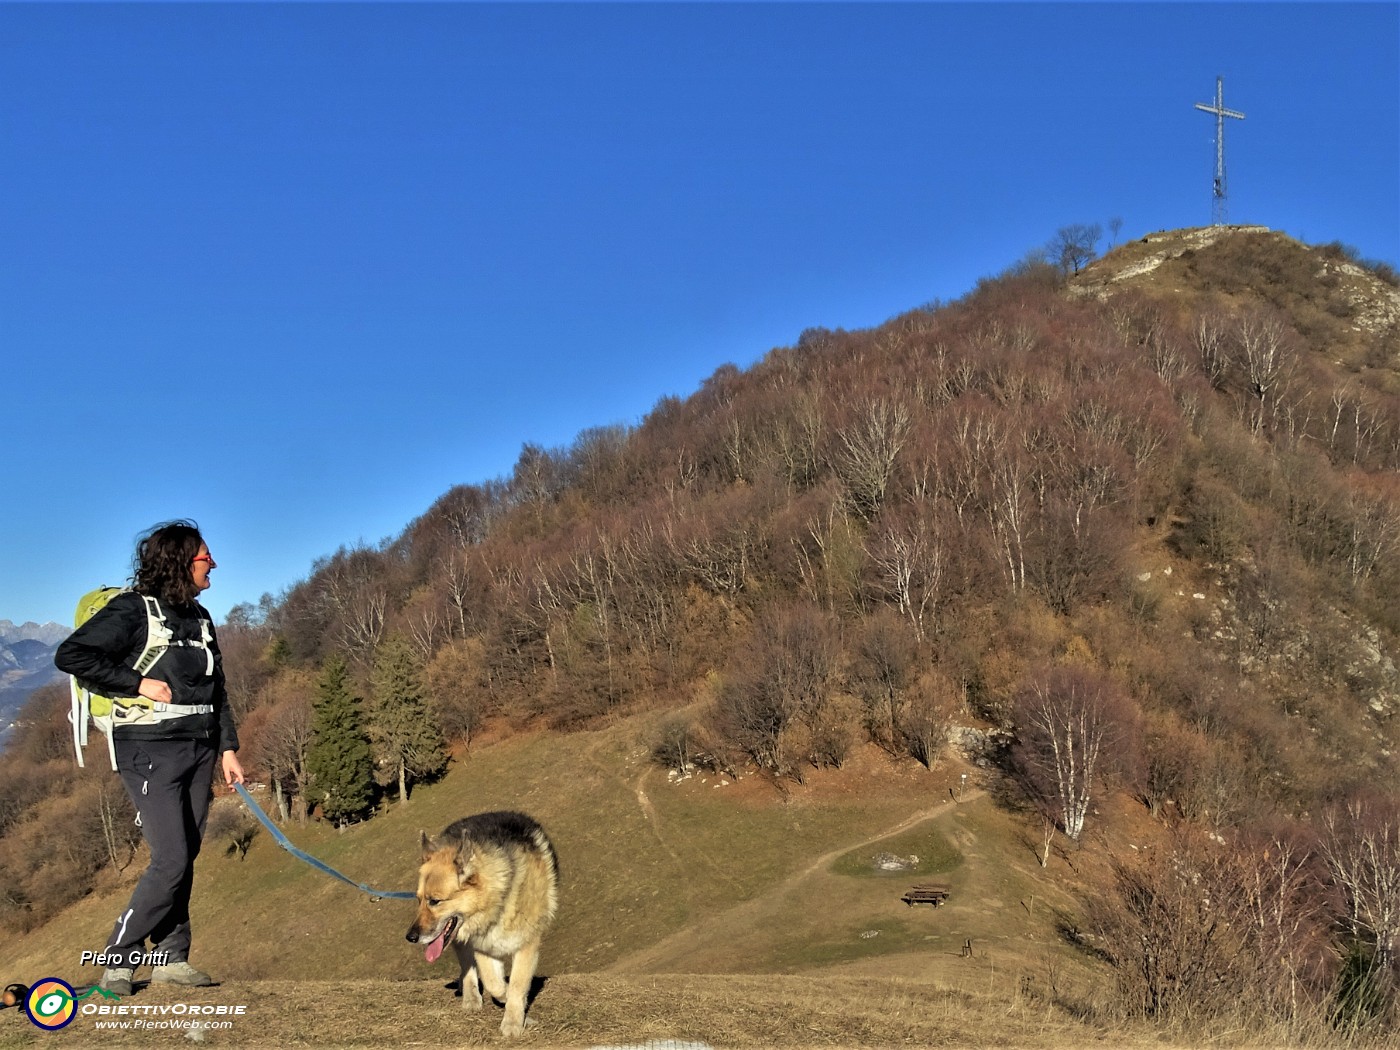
xmin=232 ymin=783 xmax=417 ymax=901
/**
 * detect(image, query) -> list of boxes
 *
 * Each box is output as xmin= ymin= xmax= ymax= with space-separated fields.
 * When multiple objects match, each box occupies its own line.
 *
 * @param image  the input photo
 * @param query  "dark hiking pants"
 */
xmin=105 ymin=738 xmax=217 ymax=966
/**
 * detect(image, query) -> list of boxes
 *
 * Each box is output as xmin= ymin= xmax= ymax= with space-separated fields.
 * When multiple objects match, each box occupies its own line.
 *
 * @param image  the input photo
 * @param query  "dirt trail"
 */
xmin=604 ymin=787 xmax=985 ymax=974
xmin=582 ymin=735 xmax=692 ymax=874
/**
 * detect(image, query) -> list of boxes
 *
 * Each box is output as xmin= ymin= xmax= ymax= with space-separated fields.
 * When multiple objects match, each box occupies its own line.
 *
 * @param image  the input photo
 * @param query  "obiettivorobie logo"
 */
xmin=21 ymin=976 xmax=246 ymax=1033
xmin=25 ymin=979 xmax=121 ymax=1030
xmin=24 ymin=978 xmax=113 ymax=1031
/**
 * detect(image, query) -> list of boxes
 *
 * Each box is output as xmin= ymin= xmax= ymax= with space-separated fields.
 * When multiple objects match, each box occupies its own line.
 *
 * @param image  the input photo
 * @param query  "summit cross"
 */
xmin=1194 ymin=76 xmax=1246 ymax=226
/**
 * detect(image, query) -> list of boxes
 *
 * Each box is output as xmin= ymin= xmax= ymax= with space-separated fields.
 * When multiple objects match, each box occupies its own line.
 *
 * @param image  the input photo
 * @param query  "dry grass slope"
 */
xmin=0 ymin=975 xmax=1216 ymax=1050
xmin=0 ymin=711 xmax=1195 ymax=1049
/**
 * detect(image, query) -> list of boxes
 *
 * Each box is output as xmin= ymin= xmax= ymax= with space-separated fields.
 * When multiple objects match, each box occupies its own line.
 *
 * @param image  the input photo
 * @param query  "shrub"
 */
xmin=206 ymin=803 xmax=259 ymax=859
xmin=651 ymin=715 xmax=700 ymax=775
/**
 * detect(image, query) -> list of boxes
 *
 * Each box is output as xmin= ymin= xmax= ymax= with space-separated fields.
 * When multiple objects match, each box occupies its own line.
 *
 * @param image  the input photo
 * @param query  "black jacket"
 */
xmin=54 ymin=591 xmax=240 ymax=753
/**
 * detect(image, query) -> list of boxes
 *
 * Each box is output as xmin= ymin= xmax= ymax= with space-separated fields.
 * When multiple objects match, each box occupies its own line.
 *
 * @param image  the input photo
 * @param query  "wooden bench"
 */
xmin=901 ymin=884 xmax=950 ymax=907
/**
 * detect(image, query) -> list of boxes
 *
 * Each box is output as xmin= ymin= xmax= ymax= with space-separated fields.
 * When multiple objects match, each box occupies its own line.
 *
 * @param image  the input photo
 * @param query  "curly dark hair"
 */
xmin=131 ymin=520 xmax=206 ymax=606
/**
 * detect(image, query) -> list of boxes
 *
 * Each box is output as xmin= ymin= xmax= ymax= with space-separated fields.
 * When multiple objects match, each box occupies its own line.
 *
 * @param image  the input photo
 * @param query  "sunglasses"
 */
xmin=193 ymin=554 xmax=216 ymax=565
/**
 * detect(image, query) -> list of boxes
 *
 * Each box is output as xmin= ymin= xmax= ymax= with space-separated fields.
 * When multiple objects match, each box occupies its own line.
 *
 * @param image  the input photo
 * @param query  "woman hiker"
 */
xmin=55 ymin=520 xmax=244 ymax=994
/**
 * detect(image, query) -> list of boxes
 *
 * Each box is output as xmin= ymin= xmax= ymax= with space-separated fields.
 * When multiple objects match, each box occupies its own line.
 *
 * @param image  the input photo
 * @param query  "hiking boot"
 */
xmin=151 ymin=960 xmax=213 ymax=987
xmin=99 ymin=968 xmax=134 ymax=996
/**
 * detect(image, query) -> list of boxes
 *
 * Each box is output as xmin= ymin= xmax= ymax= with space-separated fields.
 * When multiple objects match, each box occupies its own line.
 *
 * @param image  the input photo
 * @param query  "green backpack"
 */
xmin=68 ymin=586 xmax=215 ymax=769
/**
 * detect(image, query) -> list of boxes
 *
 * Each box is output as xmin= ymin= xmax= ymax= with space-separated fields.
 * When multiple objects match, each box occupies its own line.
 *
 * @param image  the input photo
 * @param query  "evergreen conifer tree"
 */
xmin=369 ymin=633 xmax=447 ymax=803
xmin=306 ymin=653 xmax=374 ymax=824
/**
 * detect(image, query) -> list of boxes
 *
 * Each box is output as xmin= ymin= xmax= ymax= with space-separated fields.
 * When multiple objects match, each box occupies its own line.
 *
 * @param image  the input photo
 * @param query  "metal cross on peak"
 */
xmin=1194 ymin=76 xmax=1246 ymax=226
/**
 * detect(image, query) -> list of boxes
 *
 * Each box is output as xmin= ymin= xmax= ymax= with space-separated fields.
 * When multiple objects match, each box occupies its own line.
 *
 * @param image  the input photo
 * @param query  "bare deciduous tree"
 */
xmin=834 ymin=398 xmax=911 ymax=521
xmin=850 ymin=608 xmax=917 ymax=754
xmin=868 ymin=506 xmax=945 ymax=641
xmin=1320 ymin=797 xmax=1400 ymax=975
xmin=423 ymin=636 xmax=489 ymax=747
xmin=441 ymin=549 xmax=492 ymax=642
xmin=773 ymin=388 xmax=826 ymax=489
xmin=666 ymin=500 xmax=759 ymax=598
xmin=1195 ymin=311 xmax=1230 ymax=390
xmin=791 ymin=500 xmax=864 ymax=615
xmin=1089 ymin=831 xmax=1251 ymax=1020
xmin=1049 ymin=223 xmax=1102 ymax=275
xmin=1340 ymin=471 xmax=1400 ymax=586
xmin=1234 ymin=833 xmax=1331 ymax=1021
xmin=1232 ymin=309 xmax=1296 ymax=434
xmin=988 ymin=445 xmax=1031 ymax=593
xmin=1139 ymin=714 xmax=1209 ymax=820
xmin=510 ymin=442 xmax=564 ymax=507
xmin=95 ymin=778 xmax=138 ymax=872
xmin=437 ymin=482 xmax=505 ymax=549
xmin=1012 ymin=667 xmax=1128 ymax=847
xmin=242 ymin=680 xmax=315 ymax=823
xmin=900 ymin=669 xmax=959 ymax=769
xmin=1327 ymin=386 xmax=1392 ymax=467
xmin=323 ymin=547 xmax=389 ymax=659
xmin=712 ymin=605 xmax=841 ymax=779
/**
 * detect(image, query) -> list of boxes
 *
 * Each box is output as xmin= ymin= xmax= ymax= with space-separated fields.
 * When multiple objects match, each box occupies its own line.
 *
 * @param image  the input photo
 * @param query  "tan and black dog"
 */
xmin=406 ymin=812 xmax=558 ymax=1037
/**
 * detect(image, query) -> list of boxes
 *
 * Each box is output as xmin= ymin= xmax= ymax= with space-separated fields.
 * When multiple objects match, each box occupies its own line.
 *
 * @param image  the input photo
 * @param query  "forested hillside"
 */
xmin=4 ymin=226 xmax=1398 ymax=1034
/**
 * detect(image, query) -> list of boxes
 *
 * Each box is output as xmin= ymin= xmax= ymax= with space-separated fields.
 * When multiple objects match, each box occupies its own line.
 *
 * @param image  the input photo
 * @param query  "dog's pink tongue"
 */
xmin=425 ymin=928 xmax=449 ymax=964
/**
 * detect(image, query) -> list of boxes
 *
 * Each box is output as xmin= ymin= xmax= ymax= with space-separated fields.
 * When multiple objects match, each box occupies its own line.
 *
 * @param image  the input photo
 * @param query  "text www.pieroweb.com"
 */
xmin=84 ymin=1003 xmax=244 ymax=1031
xmin=94 ymin=1018 xmax=235 ymax=1031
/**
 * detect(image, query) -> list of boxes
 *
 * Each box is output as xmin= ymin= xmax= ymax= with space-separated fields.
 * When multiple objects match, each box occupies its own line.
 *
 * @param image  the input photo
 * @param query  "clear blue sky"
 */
xmin=4 ymin=2 xmax=1397 ymax=628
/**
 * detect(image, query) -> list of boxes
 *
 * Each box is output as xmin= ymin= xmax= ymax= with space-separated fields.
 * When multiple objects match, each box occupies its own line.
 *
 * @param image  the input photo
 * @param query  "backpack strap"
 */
xmin=134 ymin=596 xmax=173 ymax=675
xmin=109 ymin=701 xmax=215 ymax=721
xmin=200 ymin=616 xmax=214 ymax=675
xmin=69 ymin=678 xmax=90 ymax=769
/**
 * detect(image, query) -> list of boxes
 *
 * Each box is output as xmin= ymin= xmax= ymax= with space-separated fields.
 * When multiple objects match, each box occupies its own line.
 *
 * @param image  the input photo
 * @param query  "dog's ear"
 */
xmin=419 ymin=830 xmax=433 ymax=859
xmin=454 ymin=840 xmax=477 ymax=883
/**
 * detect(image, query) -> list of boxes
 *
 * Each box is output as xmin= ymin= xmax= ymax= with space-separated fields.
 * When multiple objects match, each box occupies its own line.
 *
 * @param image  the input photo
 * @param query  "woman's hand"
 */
xmin=137 ymin=677 xmax=172 ymax=704
xmin=222 ymin=750 xmax=246 ymax=788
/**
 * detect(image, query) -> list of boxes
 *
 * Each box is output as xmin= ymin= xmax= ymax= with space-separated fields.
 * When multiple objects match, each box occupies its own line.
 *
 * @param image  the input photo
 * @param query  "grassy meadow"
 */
xmin=0 ymin=709 xmax=1186 ymax=1048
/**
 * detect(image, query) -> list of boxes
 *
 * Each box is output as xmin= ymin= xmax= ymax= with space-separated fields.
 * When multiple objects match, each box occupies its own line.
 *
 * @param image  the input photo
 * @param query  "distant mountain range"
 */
xmin=0 ymin=619 xmax=70 ymax=747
